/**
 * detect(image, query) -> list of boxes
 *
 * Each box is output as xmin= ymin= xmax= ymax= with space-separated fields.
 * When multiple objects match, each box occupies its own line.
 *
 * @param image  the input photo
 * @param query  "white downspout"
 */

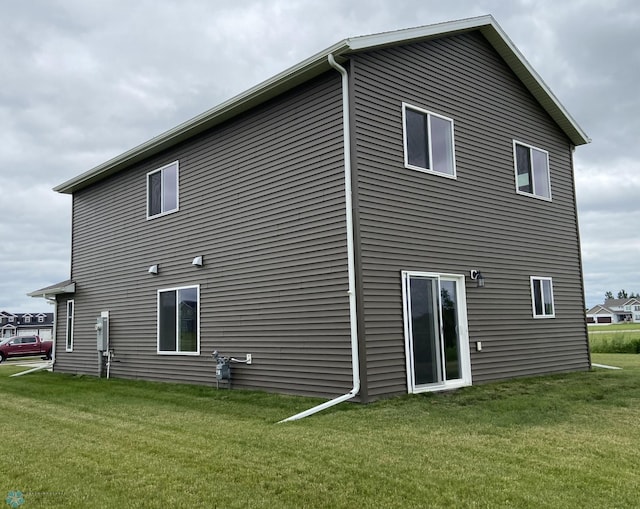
xmin=46 ymin=296 xmax=56 ymax=367
xmin=279 ymin=54 xmax=360 ymax=422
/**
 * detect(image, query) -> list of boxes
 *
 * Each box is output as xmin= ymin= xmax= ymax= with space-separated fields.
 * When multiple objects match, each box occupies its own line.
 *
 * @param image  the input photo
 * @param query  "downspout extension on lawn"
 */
xmin=279 ymin=54 xmax=360 ymax=423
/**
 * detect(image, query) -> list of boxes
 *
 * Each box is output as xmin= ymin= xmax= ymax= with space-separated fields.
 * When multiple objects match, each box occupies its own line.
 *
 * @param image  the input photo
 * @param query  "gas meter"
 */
xmin=212 ymin=350 xmax=231 ymax=383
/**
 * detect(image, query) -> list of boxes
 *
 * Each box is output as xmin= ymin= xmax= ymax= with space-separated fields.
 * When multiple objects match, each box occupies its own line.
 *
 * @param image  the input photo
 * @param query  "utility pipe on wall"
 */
xmin=280 ymin=54 xmax=360 ymax=422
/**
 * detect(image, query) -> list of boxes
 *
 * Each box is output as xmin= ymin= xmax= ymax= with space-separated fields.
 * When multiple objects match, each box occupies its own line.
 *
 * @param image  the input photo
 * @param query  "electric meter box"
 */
xmin=96 ymin=311 xmax=109 ymax=351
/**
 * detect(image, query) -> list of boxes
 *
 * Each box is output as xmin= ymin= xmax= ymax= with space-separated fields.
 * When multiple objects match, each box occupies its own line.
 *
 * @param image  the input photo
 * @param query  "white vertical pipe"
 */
xmin=279 ymin=54 xmax=360 ymax=422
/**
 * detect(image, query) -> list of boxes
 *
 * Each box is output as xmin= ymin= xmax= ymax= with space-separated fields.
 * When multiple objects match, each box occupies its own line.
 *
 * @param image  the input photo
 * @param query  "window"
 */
xmin=530 ymin=277 xmax=555 ymax=318
xmin=157 ymin=285 xmax=199 ymax=355
xmin=37 ymin=315 xmax=44 ymax=323
xmin=402 ymin=103 xmax=456 ymax=177
xmin=24 ymin=316 xmax=31 ymax=323
xmin=634 ymin=306 xmax=640 ymax=311
xmin=514 ymin=141 xmax=551 ymax=200
xmin=147 ymin=161 xmax=179 ymax=218
xmin=66 ymin=300 xmax=74 ymax=352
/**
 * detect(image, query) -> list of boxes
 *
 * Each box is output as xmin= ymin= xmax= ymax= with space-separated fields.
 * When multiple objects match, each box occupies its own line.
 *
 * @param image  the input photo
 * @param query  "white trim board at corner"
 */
xmin=592 ymin=363 xmax=622 ymax=370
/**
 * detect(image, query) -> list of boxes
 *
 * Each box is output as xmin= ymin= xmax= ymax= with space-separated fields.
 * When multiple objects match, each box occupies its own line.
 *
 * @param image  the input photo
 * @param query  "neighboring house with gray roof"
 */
xmin=0 ymin=311 xmax=54 ymax=340
xmin=30 ymin=15 xmax=591 ymax=403
xmin=586 ymin=298 xmax=640 ymax=324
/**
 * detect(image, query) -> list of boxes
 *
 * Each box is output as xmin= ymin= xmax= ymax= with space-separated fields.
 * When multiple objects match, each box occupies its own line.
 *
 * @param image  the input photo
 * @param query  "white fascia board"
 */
xmin=477 ymin=21 xmax=590 ymax=147
xmin=54 ymin=40 xmax=349 ymax=194
xmin=28 ymin=282 xmax=76 ymax=298
xmin=347 ymin=14 xmax=589 ymax=147
xmin=55 ymin=14 xmax=589 ymax=194
xmin=346 ymin=14 xmax=496 ymax=51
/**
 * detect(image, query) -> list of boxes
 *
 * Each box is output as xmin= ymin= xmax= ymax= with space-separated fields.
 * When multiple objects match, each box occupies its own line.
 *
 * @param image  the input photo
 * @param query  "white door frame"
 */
xmin=401 ymin=271 xmax=472 ymax=393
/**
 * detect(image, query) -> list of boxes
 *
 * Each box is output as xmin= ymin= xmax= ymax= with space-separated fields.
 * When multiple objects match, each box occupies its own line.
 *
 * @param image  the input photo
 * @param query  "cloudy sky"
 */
xmin=0 ymin=0 xmax=638 ymax=312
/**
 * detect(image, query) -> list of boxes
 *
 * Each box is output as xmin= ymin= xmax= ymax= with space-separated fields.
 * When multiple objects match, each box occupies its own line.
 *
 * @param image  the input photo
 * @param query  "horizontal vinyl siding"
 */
xmin=52 ymin=296 xmax=98 ymax=375
xmin=56 ymin=72 xmax=353 ymax=398
xmin=352 ymin=32 xmax=589 ymax=399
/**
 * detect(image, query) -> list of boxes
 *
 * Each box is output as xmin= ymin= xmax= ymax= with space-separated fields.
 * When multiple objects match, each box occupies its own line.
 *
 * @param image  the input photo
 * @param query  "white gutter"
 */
xmin=279 ymin=54 xmax=360 ymax=422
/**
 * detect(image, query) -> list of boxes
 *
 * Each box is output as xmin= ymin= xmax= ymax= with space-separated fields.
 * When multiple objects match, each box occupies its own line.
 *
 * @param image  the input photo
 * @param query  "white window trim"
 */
xmin=156 ymin=284 xmax=200 ymax=356
xmin=513 ymin=140 xmax=552 ymax=201
xmin=146 ymin=160 xmax=180 ymax=220
xmin=530 ymin=276 xmax=555 ymax=319
xmin=66 ymin=299 xmax=74 ymax=352
xmin=402 ymin=103 xmax=457 ymax=179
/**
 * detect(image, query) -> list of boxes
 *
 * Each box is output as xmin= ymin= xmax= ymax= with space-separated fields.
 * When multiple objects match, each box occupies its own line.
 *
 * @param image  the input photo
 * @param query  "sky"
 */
xmin=0 ymin=0 xmax=638 ymax=312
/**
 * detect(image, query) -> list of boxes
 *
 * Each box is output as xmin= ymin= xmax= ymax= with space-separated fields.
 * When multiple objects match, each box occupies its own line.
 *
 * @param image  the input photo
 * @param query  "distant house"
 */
xmin=31 ymin=15 xmax=591 ymax=403
xmin=586 ymin=298 xmax=640 ymax=324
xmin=0 ymin=311 xmax=54 ymax=340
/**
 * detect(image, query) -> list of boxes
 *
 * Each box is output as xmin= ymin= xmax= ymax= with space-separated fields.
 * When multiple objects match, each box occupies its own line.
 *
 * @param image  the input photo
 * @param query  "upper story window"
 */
xmin=514 ymin=141 xmax=551 ymax=200
xmin=402 ymin=103 xmax=456 ymax=178
xmin=530 ymin=276 xmax=555 ymax=318
xmin=37 ymin=315 xmax=45 ymax=323
xmin=147 ymin=161 xmax=179 ymax=219
xmin=24 ymin=315 xmax=31 ymax=323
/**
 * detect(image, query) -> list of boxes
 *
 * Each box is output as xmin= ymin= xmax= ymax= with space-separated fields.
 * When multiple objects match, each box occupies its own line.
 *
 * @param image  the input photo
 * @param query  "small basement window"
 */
xmin=147 ymin=161 xmax=179 ymax=218
xmin=402 ymin=103 xmax=456 ymax=177
xmin=530 ymin=277 xmax=555 ymax=318
xmin=514 ymin=141 xmax=551 ymax=200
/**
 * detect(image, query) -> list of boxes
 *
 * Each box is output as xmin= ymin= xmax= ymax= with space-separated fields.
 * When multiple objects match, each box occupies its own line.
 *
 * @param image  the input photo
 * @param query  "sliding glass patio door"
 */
xmin=402 ymin=272 xmax=471 ymax=392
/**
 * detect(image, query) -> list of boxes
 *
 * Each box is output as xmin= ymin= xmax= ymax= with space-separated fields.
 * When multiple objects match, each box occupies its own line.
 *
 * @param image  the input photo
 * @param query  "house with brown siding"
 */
xmin=30 ymin=15 xmax=591 ymax=407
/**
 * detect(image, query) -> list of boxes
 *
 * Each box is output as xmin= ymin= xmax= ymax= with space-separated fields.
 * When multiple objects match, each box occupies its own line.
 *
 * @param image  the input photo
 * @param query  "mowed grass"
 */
xmin=1 ymin=355 xmax=639 ymax=508
xmin=588 ymin=322 xmax=640 ymax=332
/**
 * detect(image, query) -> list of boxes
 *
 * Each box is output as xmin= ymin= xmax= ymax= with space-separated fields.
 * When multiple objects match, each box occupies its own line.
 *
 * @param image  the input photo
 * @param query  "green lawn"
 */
xmin=1 ymin=355 xmax=639 ymax=508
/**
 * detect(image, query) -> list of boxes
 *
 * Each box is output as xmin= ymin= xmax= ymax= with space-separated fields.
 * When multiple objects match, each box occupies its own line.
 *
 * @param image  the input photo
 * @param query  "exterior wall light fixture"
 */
xmin=470 ymin=269 xmax=485 ymax=287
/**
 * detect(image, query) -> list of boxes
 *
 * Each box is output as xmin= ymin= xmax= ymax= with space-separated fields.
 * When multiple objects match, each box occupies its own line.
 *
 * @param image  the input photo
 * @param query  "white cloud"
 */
xmin=0 ymin=0 xmax=638 ymax=313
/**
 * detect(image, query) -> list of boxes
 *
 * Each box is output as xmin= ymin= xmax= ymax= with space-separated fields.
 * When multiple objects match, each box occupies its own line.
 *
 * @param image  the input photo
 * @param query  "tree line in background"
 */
xmin=604 ymin=290 xmax=639 ymax=300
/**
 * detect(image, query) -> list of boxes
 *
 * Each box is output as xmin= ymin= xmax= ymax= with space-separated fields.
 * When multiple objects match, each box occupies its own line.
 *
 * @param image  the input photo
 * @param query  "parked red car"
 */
xmin=0 ymin=335 xmax=52 ymax=362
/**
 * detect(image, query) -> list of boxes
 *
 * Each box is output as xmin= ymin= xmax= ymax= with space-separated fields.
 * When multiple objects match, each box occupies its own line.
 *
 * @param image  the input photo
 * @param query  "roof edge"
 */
xmin=28 ymin=280 xmax=76 ymax=299
xmin=54 ymin=15 xmax=589 ymax=194
xmin=54 ymin=39 xmax=350 ymax=194
xmin=476 ymin=18 xmax=590 ymax=147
